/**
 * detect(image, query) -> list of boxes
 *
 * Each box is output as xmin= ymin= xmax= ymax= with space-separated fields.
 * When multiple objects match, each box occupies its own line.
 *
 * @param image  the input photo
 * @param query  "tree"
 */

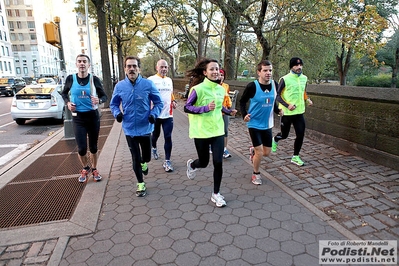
xmin=75 ymin=0 xmax=112 ymax=102
xmin=210 ymin=0 xmax=253 ymax=79
xmin=107 ymin=0 xmax=145 ymax=80
xmin=329 ymin=1 xmax=394 ymax=85
xmin=91 ymin=0 xmax=112 ymax=100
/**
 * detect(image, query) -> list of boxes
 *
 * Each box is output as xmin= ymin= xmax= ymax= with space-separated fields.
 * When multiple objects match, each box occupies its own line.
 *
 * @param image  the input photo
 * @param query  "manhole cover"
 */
xmin=24 ymin=127 xmax=51 ymax=135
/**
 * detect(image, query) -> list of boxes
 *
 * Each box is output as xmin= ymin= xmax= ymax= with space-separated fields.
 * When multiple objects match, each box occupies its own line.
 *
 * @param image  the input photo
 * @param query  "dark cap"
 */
xmin=289 ymin=57 xmax=303 ymax=68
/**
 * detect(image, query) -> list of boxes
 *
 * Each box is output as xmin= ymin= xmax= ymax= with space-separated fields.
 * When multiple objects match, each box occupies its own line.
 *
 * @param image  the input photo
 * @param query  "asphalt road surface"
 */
xmin=0 ymin=95 xmax=63 ymax=168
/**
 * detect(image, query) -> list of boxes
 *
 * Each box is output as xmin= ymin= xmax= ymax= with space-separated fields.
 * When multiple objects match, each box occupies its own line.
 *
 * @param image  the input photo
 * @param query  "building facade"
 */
xmin=3 ymin=0 xmax=100 ymax=81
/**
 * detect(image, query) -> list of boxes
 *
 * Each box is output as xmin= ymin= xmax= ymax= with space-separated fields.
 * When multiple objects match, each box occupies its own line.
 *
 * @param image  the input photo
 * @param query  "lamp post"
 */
xmin=106 ymin=0 xmax=116 ymax=87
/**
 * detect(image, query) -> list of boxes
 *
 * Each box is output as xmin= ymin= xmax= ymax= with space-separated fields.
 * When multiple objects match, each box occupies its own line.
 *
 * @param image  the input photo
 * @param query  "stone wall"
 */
xmin=173 ymin=78 xmax=399 ymax=170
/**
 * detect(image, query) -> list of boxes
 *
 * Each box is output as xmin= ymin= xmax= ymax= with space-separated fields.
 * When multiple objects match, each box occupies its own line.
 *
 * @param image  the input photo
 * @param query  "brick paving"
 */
xmin=0 ymin=98 xmax=398 ymax=265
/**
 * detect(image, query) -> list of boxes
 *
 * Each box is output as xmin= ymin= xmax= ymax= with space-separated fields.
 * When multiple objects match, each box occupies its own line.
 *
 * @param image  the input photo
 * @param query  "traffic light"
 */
xmin=43 ymin=22 xmax=60 ymax=45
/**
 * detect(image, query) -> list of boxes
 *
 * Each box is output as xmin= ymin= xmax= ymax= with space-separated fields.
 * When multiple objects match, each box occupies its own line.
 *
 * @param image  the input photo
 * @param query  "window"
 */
xmin=31 ymin=45 xmax=37 ymax=51
xmin=15 ymin=56 xmax=19 ymax=62
xmin=0 ymin=61 xmax=3 ymax=71
xmin=18 ymin=33 xmax=23 ymax=41
xmin=15 ymin=10 xmax=20 ymax=16
xmin=23 ymin=67 xmax=28 ymax=74
xmin=4 ymin=62 xmax=7 ymax=71
xmin=12 ymin=44 xmax=18 ymax=51
xmin=7 ymin=9 xmax=12 ymax=17
xmin=5 ymin=0 xmax=10 ymax=6
xmin=19 ymin=44 xmax=24 ymax=51
xmin=0 ymin=32 xmax=2 ymax=41
xmin=26 ymin=10 xmax=32 ymax=16
xmin=4 ymin=32 xmax=6 ymax=41
xmin=16 ymin=21 xmax=22 ymax=29
xmin=27 ymin=21 xmax=35 ymax=29
xmin=5 ymin=47 xmax=9 ymax=56
xmin=10 ymin=33 xmax=16 ymax=41
xmin=16 ymin=67 xmax=21 ymax=74
xmin=8 ymin=62 xmax=11 ymax=72
xmin=1 ymin=46 xmax=4 ymax=56
xmin=1 ymin=16 xmax=4 ymax=26
xmin=22 ymin=56 xmax=26 ymax=62
xmin=8 ymin=21 xmax=14 ymax=29
xmin=30 ymin=34 xmax=36 ymax=40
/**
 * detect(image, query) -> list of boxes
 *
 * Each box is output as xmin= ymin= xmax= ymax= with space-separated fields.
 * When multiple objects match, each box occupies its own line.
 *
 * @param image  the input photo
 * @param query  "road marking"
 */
xmin=0 ymin=121 xmax=15 ymax=129
xmin=0 ymin=112 xmax=11 ymax=117
xmin=0 ymin=144 xmax=30 ymax=166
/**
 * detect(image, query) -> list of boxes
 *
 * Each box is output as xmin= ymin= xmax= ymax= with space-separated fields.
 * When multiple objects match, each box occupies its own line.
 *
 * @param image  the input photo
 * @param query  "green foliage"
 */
xmin=353 ymin=74 xmax=398 ymax=87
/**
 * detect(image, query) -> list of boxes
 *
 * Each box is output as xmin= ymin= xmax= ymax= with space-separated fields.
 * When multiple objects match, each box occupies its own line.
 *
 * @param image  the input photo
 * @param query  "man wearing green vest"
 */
xmin=271 ymin=57 xmax=313 ymax=166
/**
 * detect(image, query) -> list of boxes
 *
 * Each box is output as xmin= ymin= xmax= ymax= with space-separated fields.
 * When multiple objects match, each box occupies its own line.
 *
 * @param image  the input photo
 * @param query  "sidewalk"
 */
xmin=0 ymin=99 xmax=398 ymax=265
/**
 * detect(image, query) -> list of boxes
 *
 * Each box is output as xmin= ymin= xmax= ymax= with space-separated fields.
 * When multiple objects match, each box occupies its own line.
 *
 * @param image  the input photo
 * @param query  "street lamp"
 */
xmin=105 ymin=0 xmax=116 ymax=87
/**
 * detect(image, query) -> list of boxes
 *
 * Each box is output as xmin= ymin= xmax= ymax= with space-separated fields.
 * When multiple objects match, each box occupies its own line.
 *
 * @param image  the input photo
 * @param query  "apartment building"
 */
xmin=0 ymin=0 xmax=14 ymax=77
xmin=3 ymin=0 xmax=99 ymax=81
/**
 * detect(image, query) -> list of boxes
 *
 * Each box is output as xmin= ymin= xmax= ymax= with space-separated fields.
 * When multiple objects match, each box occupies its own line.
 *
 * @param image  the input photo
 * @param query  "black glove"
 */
xmin=116 ymin=113 xmax=123 ymax=123
xmin=148 ymin=115 xmax=155 ymax=124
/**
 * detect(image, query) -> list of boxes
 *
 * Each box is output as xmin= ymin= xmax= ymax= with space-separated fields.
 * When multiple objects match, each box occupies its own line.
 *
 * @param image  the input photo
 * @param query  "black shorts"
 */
xmin=248 ymin=128 xmax=273 ymax=148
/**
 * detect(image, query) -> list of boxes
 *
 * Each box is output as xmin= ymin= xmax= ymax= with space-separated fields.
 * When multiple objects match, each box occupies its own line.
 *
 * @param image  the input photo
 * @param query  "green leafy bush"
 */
xmin=354 ymin=74 xmax=398 ymax=87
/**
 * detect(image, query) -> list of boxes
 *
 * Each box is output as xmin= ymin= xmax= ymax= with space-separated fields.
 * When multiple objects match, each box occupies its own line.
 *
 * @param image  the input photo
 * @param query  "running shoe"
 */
xmin=211 ymin=193 xmax=226 ymax=207
xmin=271 ymin=139 xmax=278 ymax=153
xmin=251 ymin=174 xmax=262 ymax=185
xmin=186 ymin=159 xmax=197 ymax=180
xmin=141 ymin=162 xmax=149 ymax=175
xmin=291 ymin=155 xmax=304 ymax=166
xmin=223 ymin=149 xmax=232 ymax=159
xmin=249 ymin=146 xmax=255 ymax=163
xmin=152 ymin=148 xmax=159 ymax=160
xmin=92 ymin=168 xmax=102 ymax=182
xmin=136 ymin=182 xmax=146 ymax=197
xmin=78 ymin=168 xmax=89 ymax=183
xmin=163 ymin=160 xmax=174 ymax=172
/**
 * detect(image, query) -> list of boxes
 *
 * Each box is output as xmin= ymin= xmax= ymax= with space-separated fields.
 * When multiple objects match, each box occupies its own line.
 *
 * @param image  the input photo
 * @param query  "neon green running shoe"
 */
xmin=141 ymin=162 xmax=148 ymax=175
xmin=291 ymin=155 xmax=304 ymax=166
xmin=136 ymin=182 xmax=146 ymax=197
xmin=271 ymin=139 xmax=278 ymax=153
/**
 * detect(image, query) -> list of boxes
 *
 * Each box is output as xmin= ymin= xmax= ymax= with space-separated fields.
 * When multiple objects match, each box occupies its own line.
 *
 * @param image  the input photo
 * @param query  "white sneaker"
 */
xmin=251 ymin=174 xmax=262 ymax=185
xmin=163 ymin=160 xmax=174 ymax=172
xmin=186 ymin=159 xmax=197 ymax=180
xmin=211 ymin=193 xmax=226 ymax=207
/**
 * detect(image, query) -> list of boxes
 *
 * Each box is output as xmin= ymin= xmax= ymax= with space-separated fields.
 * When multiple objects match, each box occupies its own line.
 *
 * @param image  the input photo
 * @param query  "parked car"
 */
xmin=10 ymin=84 xmax=65 ymax=125
xmin=37 ymin=78 xmax=57 ymax=85
xmin=0 ymin=77 xmax=26 ymax=96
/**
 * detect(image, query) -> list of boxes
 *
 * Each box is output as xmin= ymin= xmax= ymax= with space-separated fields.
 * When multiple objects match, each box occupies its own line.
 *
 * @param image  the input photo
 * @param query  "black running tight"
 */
xmin=274 ymin=114 xmax=306 ymax=156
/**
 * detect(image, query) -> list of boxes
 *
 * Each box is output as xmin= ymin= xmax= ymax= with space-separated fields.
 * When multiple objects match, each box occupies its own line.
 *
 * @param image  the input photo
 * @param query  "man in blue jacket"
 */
xmin=110 ymin=56 xmax=163 ymax=197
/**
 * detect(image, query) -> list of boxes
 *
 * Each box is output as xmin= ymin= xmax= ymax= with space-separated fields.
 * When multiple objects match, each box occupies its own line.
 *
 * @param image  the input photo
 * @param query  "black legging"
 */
xmin=125 ymin=134 xmax=152 ymax=183
xmin=274 ymin=114 xmax=306 ymax=156
xmin=192 ymin=135 xmax=224 ymax=194
xmin=151 ymin=117 xmax=173 ymax=160
xmin=72 ymin=110 xmax=100 ymax=156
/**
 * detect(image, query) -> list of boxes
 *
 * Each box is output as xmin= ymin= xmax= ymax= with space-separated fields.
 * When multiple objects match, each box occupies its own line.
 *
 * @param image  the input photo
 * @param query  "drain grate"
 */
xmin=24 ymin=127 xmax=51 ymax=135
xmin=12 ymin=154 xmax=82 ymax=182
xmin=101 ymin=119 xmax=115 ymax=126
xmin=45 ymin=139 xmax=77 ymax=155
xmin=0 ymin=109 xmax=111 ymax=229
xmin=0 ymin=178 xmax=85 ymax=228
